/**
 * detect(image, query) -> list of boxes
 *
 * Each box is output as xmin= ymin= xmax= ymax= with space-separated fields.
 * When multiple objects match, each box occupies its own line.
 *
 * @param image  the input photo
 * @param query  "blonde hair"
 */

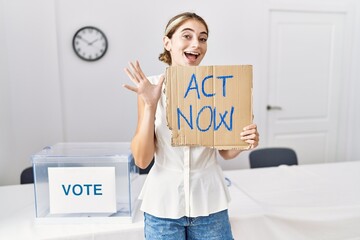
xmin=159 ymin=12 xmax=209 ymax=65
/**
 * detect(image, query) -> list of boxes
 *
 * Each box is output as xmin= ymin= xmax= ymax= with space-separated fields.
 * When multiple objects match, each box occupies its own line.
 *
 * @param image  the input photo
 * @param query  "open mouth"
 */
xmin=184 ymin=51 xmax=200 ymax=62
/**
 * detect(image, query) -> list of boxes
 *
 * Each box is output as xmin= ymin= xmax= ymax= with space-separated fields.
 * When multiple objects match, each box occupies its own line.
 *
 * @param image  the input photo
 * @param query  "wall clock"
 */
xmin=72 ymin=26 xmax=108 ymax=61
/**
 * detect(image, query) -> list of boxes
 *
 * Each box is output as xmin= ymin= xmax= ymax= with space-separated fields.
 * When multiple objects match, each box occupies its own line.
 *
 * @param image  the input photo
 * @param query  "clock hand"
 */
xmin=76 ymin=35 xmax=91 ymax=44
xmin=89 ymin=38 xmax=100 ymax=45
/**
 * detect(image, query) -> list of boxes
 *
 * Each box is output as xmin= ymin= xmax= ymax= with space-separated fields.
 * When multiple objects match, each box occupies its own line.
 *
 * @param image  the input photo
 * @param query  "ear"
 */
xmin=163 ymin=36 xmax=171 ymax=51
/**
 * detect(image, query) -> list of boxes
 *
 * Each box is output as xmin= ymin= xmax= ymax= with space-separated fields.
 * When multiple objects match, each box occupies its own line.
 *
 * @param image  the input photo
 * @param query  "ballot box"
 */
xmin=31 ymin=142 xmax=143 ymax=223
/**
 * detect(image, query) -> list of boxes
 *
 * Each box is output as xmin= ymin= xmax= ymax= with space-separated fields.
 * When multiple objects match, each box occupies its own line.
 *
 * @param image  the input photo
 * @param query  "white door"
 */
xmin=266 ymin=10 xmax=347 ymax=164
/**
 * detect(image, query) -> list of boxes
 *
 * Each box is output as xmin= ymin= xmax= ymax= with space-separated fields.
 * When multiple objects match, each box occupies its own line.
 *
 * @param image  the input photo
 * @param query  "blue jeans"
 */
xmin=144 ymin=210 xmax=233 ymax=240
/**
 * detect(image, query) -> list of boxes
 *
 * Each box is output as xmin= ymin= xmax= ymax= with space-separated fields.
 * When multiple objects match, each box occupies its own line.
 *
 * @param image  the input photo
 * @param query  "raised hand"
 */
xmin=123 ymin=61 xmax=165 ymax=108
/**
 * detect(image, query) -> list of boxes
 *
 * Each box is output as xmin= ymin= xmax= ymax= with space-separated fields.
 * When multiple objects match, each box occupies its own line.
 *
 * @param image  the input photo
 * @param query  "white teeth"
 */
xmin=185 ymin=51 xmax=200 ymax=55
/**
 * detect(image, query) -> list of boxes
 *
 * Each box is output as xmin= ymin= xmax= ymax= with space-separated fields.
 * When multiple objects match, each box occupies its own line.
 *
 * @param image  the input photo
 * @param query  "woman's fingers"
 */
xmin=243 ymin=123 xmax=257 ymax=130
xmin=241 ymin=133 xmax=257 ymax=140
xmin=246 ymin=141 xmax=258 ymax=150
xmin=245 ymin=139 xmax=258 ymax=144
xmin=124 ymin=67 xmax=139 ymax=84
xmin=129 ymin=61 xmax=144 ymax=82
xmin=240 ymin=123 xmax=259 ymax=149
xmin=135 ymin=61 xmax=147 ymax=80
xmin=124 ymin=60 xmax=149 ymax=89
xmin=122 ymin=84 xmax=138 ymax=93
xmin=241 ymin=124 xmax=258 ymax=136
xmin=240 ymin=129 xmax=257 ymax=139
xmin=123 ymin=61 xmax=163 ymax=108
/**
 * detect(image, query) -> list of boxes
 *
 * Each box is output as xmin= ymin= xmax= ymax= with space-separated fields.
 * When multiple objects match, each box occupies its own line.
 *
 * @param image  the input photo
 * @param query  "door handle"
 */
xmin=267 ymin=105 xmax=282 ymax=111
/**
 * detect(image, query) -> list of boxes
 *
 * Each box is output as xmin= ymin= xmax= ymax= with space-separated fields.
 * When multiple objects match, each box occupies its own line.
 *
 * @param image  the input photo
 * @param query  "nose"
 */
xmin=191 ymin=38 xmax=200 ymax=48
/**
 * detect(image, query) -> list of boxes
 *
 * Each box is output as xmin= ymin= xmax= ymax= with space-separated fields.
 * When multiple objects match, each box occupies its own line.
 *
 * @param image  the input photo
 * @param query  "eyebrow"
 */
xmin=181 ymin=28 xmax=208 ymax=36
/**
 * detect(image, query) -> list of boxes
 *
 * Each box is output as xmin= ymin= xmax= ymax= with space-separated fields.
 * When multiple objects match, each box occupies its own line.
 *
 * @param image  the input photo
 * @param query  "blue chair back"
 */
xmin=249 ymin=147 xmax=298 ymax=168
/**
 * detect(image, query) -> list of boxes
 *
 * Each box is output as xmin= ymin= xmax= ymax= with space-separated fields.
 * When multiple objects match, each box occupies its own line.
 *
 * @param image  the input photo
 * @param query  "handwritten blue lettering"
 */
xmin=196 ymin=106 xmax=213 ymax=132
xmin=214 ymin=106 xmax=234 ymax=130
xmin=184 ymin=74 xmax=200 ymax=99
xmin=177 ymin=105 xmax=193 ymax=130
xmin=217 ymin=75 xmax=233 ymax=97
xmin=184 ymin=74 xmax=233 ymax=99
xmin=178 ymin=73 xmax=235 ymax=132
xmin=177 ymin=105 xmax=234 ymax=132
xmin=201 ymin=75 xmax=215 ymax=97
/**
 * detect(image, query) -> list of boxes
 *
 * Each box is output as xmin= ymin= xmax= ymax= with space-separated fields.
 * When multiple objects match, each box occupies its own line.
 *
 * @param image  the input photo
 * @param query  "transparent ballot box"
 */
xmin=31 ymin=142 xmax=142 ymax=223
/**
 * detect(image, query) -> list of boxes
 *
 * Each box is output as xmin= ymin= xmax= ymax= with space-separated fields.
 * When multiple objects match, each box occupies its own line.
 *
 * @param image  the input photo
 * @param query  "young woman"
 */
xmin=123 ymin=12 xmax=259 ymax=240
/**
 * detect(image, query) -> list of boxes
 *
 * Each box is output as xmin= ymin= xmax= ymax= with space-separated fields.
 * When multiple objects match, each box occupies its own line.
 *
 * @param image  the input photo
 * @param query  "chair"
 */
xmin=20 ymin=167 xmax=34 ymax=184
xmin=249 ymin=147 xmax=298 ymax=169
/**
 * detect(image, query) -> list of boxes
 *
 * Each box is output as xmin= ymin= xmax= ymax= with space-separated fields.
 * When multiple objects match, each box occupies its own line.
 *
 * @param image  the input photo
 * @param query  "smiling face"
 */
xmin=163 ymin=19 xmax=208 ymax=67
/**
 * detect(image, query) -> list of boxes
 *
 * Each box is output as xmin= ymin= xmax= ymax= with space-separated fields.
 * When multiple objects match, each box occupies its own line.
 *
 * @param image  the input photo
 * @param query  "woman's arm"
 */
xmin=130 ymin=97 xmax=157 ymax=169
xmin=123 ymin=61 xmax=165 ymax=169
xmin=218 ymin=123 xmax=259 ymax=160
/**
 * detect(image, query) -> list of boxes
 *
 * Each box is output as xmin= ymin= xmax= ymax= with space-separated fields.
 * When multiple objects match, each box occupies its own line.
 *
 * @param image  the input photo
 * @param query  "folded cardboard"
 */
xmin=165 ymin=65 xmax=253 ymax=150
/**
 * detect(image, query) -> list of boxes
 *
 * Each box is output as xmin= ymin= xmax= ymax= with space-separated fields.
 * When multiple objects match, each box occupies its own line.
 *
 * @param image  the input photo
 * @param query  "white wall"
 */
xmin=1 ymin=0 xmax=360 ymax=185
xmin=0 ymin=0 xmax=12 ymax=185
xmin=0 ymin=0 xmax=63 ymax=185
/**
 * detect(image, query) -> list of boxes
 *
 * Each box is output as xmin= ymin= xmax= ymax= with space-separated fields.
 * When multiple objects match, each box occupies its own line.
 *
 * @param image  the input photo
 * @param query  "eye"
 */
xmin=183 ymin=34 xmax=192 ymax=40
xmin=199 ymin=37 xmax=208 ymax=42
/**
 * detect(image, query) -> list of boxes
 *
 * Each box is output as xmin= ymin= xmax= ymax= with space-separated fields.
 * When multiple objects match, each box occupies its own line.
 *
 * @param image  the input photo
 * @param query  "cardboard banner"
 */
xmin=165 ymin=65 xmax=253 ymax=150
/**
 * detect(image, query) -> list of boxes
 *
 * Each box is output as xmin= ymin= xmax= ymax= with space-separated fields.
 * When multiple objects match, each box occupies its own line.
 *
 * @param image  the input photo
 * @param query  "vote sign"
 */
xmin=48 ymin=167 xmax=116 ymax=214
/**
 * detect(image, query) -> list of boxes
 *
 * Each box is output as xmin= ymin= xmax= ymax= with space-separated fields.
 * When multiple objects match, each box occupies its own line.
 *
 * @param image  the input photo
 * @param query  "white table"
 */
xmin=0 ymin=180 xmax=145 ymax=240
xmin=225 ymin=161 xmax=360 ymax=240
xmin=1 ymin=161 xmax=360 ymax=239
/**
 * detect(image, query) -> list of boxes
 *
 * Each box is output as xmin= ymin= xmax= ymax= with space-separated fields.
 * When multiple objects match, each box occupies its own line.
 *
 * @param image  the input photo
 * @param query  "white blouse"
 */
xmin=138 ymin=75 xmax=231 ymax=219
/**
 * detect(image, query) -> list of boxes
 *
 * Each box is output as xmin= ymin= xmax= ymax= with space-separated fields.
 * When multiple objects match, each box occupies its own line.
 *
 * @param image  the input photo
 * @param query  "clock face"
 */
xmin=72 ymin=26 xmax=108 ymax=61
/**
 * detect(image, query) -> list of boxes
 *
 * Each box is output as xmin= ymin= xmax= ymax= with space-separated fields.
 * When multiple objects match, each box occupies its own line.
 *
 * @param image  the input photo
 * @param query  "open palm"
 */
xmin=123 ymin=61 xmax=165 ymax=107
